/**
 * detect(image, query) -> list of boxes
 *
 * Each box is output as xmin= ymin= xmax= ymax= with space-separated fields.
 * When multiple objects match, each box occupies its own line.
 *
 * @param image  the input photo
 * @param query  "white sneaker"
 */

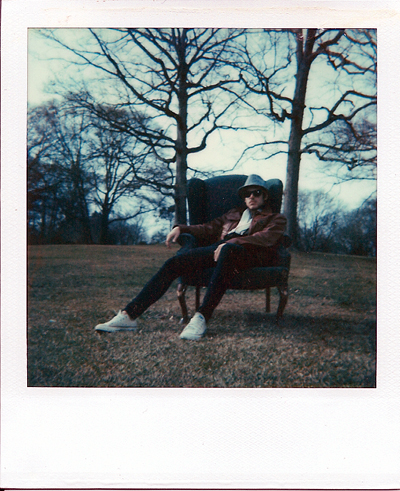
xmin=179 ymin=312 xmax=207 ymax=340
xmin=95 ymin=310 xmax=138 ymax=332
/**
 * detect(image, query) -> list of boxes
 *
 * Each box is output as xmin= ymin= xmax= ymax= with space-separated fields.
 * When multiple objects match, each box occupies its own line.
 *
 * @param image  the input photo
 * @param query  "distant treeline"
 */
xmin=28 ymin=186 xmax=376 ymax=257
xmin=296 ymin=192 xmax=376 ymax=256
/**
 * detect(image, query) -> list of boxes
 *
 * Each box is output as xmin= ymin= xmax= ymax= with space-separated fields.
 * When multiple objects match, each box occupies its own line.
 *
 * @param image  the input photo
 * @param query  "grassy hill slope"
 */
xmin=28 ymin=244 xmax=376 ymax=387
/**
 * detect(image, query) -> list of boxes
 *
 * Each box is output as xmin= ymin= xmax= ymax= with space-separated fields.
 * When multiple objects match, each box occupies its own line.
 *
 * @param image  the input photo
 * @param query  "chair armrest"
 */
xmin=276 ymin=241 xmax=291 ymax=270
xmin=176 ymin=233 xmax=198 ymax=250
xmin=281 ymin=234 xmax=292 ymax=248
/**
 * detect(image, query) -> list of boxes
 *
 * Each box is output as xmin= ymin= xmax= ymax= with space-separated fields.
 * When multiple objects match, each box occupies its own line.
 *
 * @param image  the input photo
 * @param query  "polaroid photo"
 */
xmin=1 ymin=0 xmax=399 ymax=489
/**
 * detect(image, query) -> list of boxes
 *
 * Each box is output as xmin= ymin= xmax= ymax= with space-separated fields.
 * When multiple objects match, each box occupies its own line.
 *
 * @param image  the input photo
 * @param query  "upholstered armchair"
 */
xmin=176 ymin=174 xmax=291 ymax=323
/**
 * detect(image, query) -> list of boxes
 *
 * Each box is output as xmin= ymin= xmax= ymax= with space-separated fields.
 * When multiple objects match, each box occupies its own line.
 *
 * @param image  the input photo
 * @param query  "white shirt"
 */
xmin=229 ymin=208 xmax=252 ymax=235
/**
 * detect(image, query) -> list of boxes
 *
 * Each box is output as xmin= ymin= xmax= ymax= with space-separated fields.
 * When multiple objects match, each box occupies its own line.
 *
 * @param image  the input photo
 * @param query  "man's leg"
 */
xmin=198 ymin=243 xmax=253 ymax=322
xmin=179 ymin=243 xmax=254 ymax=340
xmin=124 ymin=244 xmax=219 ymax=319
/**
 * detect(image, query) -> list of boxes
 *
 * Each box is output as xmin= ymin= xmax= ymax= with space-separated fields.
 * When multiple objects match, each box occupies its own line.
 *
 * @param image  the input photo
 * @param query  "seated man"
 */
xmin=95 ymin=174 xmax=287 ymax=340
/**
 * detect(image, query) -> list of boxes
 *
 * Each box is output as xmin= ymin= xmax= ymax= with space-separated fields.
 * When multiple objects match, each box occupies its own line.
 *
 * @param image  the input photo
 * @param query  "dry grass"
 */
xmin=27 ymin=245 xmax=376 ymax=388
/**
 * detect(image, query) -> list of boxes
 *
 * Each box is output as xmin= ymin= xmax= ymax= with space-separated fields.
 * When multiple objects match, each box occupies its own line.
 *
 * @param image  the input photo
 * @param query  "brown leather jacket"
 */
xmin=178 ymin=205 xmax=287 ymax=250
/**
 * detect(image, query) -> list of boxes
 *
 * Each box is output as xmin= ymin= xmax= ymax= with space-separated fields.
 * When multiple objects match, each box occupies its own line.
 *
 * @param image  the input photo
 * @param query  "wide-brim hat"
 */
xmin=238 ymin=174 xmax=269 ymax=199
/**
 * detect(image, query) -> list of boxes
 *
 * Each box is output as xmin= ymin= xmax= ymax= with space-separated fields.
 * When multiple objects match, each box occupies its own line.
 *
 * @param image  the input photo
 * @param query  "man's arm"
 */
xmin=226 ymin=213 xmax=287 ymax=249
xmin=213 ymin=243 xmax=226 ymax=261
xmin=177 ymin=214 xmax=228 ymax=244
xmin=165 ymin=226 xmax=180 ymax=248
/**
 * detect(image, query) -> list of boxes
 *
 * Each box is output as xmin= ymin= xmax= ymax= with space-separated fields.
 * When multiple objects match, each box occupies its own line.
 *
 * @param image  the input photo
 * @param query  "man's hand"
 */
xmin=165 ymin=227 xmax=180 ymax=248
xmin=214 ymin=243 xmax=226 ymax=262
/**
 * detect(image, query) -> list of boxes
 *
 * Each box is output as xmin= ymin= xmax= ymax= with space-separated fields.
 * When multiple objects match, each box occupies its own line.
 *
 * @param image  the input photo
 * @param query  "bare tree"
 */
xmin=240 ymin=29 xmax=377 ymax=244
xmin=39 ymin=28 xmax=245 ymax=224
xmin=82 ymin=103 xmax=171 ymax=244
xmin=297 ymin=190 xmax=376 ymax=256
xmin=339 ymin=199 xmax=377 ymax=256
xmin=303 ymin=116 xmax=376 ymax=184
xmin=297 ymin=190 xmax=339 ymax=252
xmin=28 ymin=98 xmax=166 ymax=244
xmin=28 ymin=105 xmax=62 ymax=242
xmin=27 ymin=154 xmax=63 ymax=243
xmin=28 ymin=100 xmax=94 ymax=243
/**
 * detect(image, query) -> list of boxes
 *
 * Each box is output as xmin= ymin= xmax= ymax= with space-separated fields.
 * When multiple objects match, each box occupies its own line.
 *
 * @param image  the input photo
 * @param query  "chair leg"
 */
xmin=276 ymin=283 xmax=289 ymax=320
xmin=177 ymin=282 xmax=189 ymax=324
xmin=195 ymin=286 xmax=201 ymax=311
xmin=265 ymin=287 xmax=271 ymax=313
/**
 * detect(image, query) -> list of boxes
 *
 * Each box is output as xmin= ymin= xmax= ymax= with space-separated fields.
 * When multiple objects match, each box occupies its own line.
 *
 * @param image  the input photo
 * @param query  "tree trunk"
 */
xmin=174 ymin=29 xmax=189 ymax=225
xmin=99 ymin=206 xmax=110 ymax=245
xmin=40 ymin=200 xmax=47 ymax=243
xmin=175 ymin=120 xmax=188 ymax=225
xmin=284 ymin=29 xmax=316 ymax=245
xmin=285 ymin=131 xmax=302 ymax=244
xmin=72 ymin=155 xmax=93 ymax=244
xmin=75 ymin=181 xmax=93 ymax=244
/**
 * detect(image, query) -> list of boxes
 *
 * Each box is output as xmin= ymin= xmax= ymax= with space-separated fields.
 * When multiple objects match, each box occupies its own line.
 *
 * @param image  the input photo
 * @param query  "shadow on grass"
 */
xmin=27 ymin=310 xmax=376 ymax=388
xmin=208 ymin=310 xmax=376 ymax=340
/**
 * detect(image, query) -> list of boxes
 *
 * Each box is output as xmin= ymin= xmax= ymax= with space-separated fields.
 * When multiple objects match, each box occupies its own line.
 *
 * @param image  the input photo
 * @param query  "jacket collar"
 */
xmin=233 ymin=203 xmax=273 ymax=218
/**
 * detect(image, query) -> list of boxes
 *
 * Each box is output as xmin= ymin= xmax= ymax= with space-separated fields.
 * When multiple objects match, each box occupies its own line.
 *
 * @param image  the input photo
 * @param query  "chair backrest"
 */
xmin=187 ymin=174 xmax=283 ymax=225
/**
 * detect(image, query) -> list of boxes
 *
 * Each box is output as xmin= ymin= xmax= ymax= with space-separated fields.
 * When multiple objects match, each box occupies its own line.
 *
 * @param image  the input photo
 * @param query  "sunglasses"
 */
xmin=243 ymin=189 xmax=264 ymax=198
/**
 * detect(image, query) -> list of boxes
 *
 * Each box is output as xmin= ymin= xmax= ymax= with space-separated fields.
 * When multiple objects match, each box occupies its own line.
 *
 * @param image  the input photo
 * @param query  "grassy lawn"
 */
xmin=27 ymin=244 xmax=376 ymax=388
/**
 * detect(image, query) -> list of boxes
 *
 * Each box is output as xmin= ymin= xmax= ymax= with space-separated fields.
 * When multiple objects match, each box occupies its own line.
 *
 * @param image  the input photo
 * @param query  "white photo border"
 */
xmin=2 ymin=0 xmax=399 ymax=489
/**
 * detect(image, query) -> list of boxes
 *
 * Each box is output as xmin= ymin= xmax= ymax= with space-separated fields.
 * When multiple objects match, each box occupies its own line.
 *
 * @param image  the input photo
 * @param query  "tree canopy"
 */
xmin=238 ymin=29 xmax=376 ymax=241
xmin=40 ymin=28 xmax=247 ymax=223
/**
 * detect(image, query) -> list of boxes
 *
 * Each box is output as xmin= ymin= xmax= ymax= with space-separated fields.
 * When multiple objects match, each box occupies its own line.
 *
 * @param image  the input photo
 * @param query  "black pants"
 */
xmin=124 ymin=242 xmax=276 ymax=322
